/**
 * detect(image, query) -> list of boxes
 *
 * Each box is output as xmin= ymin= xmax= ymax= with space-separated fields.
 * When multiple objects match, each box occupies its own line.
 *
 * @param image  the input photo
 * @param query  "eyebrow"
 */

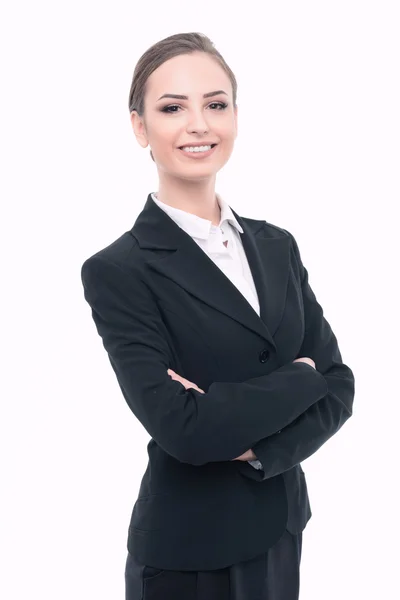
xmin=156 ymin=90 xmax=228 ymax=101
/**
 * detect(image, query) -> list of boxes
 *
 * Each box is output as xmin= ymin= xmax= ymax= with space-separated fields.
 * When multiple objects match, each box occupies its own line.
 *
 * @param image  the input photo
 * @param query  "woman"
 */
xmin=81 ymin=32 xmax=355 ymax=600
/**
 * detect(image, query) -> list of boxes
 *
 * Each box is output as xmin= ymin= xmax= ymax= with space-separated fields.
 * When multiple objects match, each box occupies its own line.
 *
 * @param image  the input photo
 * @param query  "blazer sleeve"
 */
xmin=81 ymin=253 xmax=329 ymax=466
xmin=236 ymin=230 xmax=355 ymax=482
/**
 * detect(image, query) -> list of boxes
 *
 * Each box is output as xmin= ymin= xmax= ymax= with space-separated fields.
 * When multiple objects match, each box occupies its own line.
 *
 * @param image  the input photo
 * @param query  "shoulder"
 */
xmin=240 ymin=213 xmax=295 ymax=242
xmin=239 ymin=214 xmax=303 ymax=272
xmin=81 ymin=230 xmax=141 ymax=281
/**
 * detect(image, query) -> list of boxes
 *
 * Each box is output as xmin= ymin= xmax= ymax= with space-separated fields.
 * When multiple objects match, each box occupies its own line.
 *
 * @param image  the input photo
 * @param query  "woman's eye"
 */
xmin=209 ymin=102 xmax=228 ymax=110
xmin=161 ymin=102 xmax=228 ymax=113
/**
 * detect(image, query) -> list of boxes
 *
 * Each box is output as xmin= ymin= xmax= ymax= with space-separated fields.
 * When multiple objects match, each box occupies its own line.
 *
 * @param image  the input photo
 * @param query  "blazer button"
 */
xmin=259 ymin=348 xmax=270 ymax=363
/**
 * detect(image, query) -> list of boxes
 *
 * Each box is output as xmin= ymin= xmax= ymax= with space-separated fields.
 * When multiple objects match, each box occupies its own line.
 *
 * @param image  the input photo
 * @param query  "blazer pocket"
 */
xmin=130 ymin=493 xmax=175 ymax=533
xmin=143 ymin=565 xmax=166 ymax=580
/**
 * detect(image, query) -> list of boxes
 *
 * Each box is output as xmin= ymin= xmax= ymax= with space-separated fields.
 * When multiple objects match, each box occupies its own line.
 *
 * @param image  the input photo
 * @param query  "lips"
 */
xmin=179 ymin=143 xmax=217 ymax=149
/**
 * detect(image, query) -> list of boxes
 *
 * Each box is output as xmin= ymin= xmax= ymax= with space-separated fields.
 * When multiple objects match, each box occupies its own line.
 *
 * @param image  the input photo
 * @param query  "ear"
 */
xmin=130 ymin=110 xmax=149 ymax=149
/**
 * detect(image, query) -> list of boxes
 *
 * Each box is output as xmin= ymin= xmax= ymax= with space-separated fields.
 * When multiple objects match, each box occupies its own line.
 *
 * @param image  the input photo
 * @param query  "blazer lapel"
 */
xmin=130 ymin=194 xmax=291 ymax=350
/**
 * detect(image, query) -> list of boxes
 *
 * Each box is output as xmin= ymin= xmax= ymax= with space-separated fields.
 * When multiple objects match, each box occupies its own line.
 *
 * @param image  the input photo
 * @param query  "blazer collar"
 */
xmin=130 ymin=194 xmax=292 ymax=350
xmin=151 ymin=191 xmax=244 ymax=240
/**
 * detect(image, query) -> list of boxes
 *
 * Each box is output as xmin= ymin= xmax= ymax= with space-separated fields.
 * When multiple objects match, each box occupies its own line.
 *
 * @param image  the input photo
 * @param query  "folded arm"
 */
xmin=81 ymin=254 xmax=328 ymax=467
xmin=237 ymin=230 xmax=355 ymax=481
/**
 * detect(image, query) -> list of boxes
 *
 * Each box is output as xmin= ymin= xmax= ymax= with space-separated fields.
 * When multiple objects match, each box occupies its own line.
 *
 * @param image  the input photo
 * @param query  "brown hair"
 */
xmin=128 ymin=32 xmax=238 ymax=117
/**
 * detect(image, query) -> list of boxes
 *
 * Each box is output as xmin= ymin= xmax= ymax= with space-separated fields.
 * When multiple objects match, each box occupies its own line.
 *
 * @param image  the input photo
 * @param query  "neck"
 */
xmin=155 ymin=177 xmax=221 ymax=226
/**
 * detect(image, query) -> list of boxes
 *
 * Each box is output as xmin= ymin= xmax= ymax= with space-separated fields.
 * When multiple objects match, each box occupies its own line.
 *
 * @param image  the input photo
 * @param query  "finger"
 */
xmin=171 ymin=373 xmax=185 ymax=383
xmin=169 ymin=372 xmax=181 ymax=380
xmin=168 ymin=371 xmax=204 ymax=393
xmin=170 ymin=373 xmax=187 ymax=385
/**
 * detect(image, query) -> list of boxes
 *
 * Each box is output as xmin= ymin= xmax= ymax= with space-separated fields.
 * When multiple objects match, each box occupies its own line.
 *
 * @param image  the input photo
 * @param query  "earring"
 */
xmin=150 ymin=149 xmax=154 ymax=162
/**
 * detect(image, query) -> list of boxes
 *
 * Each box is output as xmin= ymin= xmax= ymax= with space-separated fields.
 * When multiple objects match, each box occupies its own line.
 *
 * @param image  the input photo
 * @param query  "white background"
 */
xmin=1 ymin=1 xmax=399 ymax=598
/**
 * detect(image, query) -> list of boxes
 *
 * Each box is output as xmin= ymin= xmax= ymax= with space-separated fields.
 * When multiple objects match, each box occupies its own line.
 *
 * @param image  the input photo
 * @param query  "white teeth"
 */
xmin=181 ymin=145 xmax=212 ymax=153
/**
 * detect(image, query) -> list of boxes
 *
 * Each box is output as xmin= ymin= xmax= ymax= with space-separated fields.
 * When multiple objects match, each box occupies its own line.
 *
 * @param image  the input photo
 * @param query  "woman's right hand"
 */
xmin=293 ymin=356 xmax=316 ymax=369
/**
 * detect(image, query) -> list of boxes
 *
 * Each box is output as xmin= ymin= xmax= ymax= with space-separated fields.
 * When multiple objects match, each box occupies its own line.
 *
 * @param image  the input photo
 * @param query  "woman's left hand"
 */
xmin=167 ymin=369 xmax=257 ymax=462
xmin=167 ymin=369 xmax=205 ymax=393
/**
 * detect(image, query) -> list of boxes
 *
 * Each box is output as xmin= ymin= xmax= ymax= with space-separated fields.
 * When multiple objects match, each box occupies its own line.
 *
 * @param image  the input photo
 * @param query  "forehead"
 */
xmin=145 ymin=53 xmax=231 ymax=99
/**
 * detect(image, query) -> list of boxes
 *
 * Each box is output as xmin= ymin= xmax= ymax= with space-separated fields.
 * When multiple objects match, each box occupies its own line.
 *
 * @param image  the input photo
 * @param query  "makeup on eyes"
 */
xmin=160 ymin=102 xmax=228 ymax=113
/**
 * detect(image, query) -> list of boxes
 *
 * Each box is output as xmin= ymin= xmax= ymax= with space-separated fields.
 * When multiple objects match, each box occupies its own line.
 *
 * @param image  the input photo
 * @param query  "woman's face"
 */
xmin=131 ymin=52 xmax=238 ymax=181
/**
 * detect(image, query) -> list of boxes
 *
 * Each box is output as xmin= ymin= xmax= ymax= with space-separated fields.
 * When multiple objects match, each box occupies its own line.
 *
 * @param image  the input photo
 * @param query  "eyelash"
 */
xmin=161 ymin=102 xmax=228 ymax=114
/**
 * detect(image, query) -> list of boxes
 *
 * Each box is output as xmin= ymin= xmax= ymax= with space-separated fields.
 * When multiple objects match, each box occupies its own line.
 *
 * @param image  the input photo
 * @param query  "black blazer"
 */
xmin=81 ymin=193 xmax=355 ymax=571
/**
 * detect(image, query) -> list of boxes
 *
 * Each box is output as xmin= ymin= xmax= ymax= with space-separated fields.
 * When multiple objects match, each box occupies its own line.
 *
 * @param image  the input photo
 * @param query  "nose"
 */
xmin=186 ymin=109 xmax=210 ymax=135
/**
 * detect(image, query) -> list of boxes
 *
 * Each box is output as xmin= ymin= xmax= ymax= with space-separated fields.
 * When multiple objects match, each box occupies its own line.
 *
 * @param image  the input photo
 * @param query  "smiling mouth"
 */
xmin=179 ymin=143 xmax=218 ymax=149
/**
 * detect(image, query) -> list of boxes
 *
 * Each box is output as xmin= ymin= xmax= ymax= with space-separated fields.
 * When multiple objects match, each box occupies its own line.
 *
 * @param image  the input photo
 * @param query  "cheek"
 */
xmin=152 ymin=141 xmax=181 ymax=165
xmin=147 ymin=122 xmax=176 ymax=148
xmin=219 ymin=128 xmax=236 ymax=147
xmin=223 ymin=137 xmax=236 ymax=151
xmin=216 ymin=138 xmax=235 ymax=161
